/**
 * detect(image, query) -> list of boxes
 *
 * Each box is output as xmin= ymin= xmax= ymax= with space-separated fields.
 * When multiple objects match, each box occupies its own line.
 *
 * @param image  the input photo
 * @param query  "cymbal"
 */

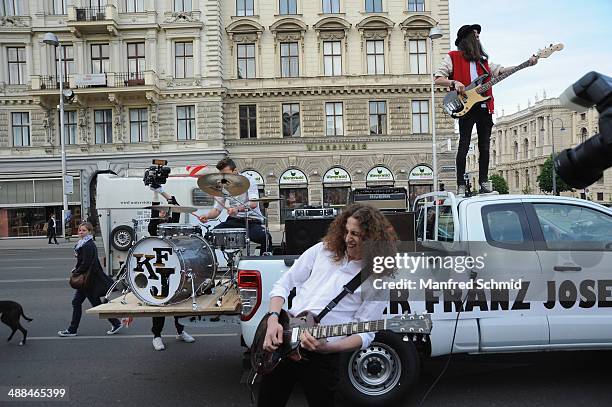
xmin=146 ymin=204 xmax=198 ymax=213
xmin=197 ymin=173 xmax=250 ymax=197
xmin=251 ymin=197 xmax=281 ymax=203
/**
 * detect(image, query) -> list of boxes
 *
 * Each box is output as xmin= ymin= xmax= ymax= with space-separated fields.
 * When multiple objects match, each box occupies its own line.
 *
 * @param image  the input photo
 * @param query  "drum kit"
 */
xmin=109 ymin=173 xmax=280 ymax=310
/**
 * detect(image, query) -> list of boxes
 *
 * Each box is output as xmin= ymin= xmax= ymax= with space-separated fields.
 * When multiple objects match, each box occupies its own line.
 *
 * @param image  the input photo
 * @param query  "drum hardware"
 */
xmin=250 ymin=197 xmax=281 ymax=203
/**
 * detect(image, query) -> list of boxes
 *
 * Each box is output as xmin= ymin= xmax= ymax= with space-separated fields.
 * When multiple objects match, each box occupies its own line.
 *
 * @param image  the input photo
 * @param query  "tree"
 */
xmin=537 ymin=155 xmax=572 ymax=194
xmin=489 ymin=174 xmax=509 ymax=194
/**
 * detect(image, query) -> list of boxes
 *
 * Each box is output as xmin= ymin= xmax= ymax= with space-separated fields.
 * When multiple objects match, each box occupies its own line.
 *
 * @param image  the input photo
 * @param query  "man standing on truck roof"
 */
xmin=198 ymin=157 xmax=272 ymax=253
xmin=258 ymin=203 xmax=397 ymax=406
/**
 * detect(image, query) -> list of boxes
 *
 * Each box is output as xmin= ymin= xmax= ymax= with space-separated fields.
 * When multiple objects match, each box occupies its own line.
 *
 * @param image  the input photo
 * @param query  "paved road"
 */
xmin=0 ymin=243 xmax=611 ymax=406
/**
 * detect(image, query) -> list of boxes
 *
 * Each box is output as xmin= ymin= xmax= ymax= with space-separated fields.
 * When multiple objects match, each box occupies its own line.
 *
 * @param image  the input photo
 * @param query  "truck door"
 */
xmin=525 ymin=200 xmax=612 ymax=346
xmin=467 ymin=201 xmax=549 ymax=350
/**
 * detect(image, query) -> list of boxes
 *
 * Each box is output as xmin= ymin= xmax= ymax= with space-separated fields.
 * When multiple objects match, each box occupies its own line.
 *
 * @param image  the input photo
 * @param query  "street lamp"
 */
xmin=429 ymin=26 xmax=443 ymax=190
xmin=43 ymin=32 xmax=69 ymax=239
xmin=541 ymin=117 xmax=565 ymax=196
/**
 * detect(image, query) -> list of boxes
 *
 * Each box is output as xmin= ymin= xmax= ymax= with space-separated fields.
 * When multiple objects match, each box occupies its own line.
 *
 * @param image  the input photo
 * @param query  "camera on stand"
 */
xmin=143 ymin=159 xmax=171 ymax=190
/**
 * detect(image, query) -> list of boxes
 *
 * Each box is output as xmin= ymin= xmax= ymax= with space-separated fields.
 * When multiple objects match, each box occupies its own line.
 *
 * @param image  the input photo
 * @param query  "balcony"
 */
xmin=67 ymin=5 xmax=119 ymax=36
xmin=31 ymin=71 xmax=159 ymax=94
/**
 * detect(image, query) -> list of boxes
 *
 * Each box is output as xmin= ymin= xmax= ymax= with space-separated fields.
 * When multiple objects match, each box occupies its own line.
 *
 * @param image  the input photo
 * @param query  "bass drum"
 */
xmin=126 ymin=235 xmax=217 ymax=306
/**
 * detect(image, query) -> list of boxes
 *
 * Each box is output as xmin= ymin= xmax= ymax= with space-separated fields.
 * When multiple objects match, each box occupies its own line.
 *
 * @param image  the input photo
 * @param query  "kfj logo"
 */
xmin=132 ymin=247 xmax=176 ymax=299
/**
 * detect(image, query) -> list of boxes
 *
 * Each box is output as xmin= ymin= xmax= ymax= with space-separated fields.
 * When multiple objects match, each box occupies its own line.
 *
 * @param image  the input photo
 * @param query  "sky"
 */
xmin=447 ymin=0 xmax=612 ymax=116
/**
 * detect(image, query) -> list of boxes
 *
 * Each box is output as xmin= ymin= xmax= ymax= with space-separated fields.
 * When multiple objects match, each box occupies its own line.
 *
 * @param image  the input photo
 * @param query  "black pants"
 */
xmin=151 ymin=317 xmax=184 ymax=338
xmin=456 ymin=105 xmax=493 ymax=185
xmin=48 ymin=230 xmax=58 ymax=244
xmin=257 ymin=351 xmax=341 ymax=407
xmin=215 ymin=217 xmax=272 ymax=254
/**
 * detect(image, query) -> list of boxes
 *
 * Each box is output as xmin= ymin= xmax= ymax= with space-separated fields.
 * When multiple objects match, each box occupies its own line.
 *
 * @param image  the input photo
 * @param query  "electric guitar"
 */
xmin=251 ymin=309 xmax=432 ymax=375
xmin=442 ymin=43 xmax=564 ymax=118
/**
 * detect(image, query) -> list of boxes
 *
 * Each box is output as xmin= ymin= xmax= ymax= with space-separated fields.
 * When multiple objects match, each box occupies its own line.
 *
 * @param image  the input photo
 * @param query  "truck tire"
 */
xmin=338 ymin=331 xmax=420 ymax=406
xmin=111 ymin=225 xmax=135 ymax=251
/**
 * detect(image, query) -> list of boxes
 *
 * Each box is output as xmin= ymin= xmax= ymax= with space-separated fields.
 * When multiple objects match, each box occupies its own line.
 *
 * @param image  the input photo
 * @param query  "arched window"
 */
xmin=523 ymin=138 xmax=529 ymax=159
xmin=581 ymin=127 xmax=588 ymax=143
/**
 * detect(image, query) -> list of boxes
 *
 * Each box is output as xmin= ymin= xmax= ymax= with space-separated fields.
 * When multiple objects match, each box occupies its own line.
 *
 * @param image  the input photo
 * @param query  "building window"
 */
xmin=280 ymin=42 xmax=299 ymax=78
xmin=322 ymin=0 xmax=339 ymax=13
xmin=411 ymin=100 xmax=429 ymax=134
xmin=63 ymin=111 xmax=77 ymax=145
xmin=52 ymin=0 xmax=67 ymax=14
xmin=282 ymin=103 xmax=300 ymax=137
xmin=239 ymin=105 xmax=257 ymax=139
xmin=580 ymin=127 xmax=588 ymax=143
xmin=580 ymin=112 xmax=586 ymax=120
xmin=409 ymin=39 xmax=426 ymax=74
xmin=323 ymin=41 xmax=342 ymax=76
xmin=0 ymin=0 xmax=21 ymax=16
xmin=94 ymin=109 xmax=112 ymax=144
xmin=523 ymin=139 xmax=529 ymax=159
xmin=177 ymin=105 xmax=196 ymax=140
xmin=237 ymin=43 xmax=256 ymax=79
xmin=514 ymin=171 xmax=520 ymax=188
xmin=55 ymin=45 xmax=75 ymax=80
xmin=369 ymin=101 xmax=387 ymax=135
xmin=236 ymin=0 xmax=254 ymax=16
xmin=408 ymin=0 xmax=424 ymax=12
xmin=365 ymin=0 xmax=382 ymax=12
xmin=175 ymin=41 xmax=194 ymax=78
xmin=129 ymin=108 xmax=148 ymax=143
xmin=125 ymin=0 xmax=144 ymax=12
xmin=174 ymin=0 xmax=191 ymax=12
xmin=91 ymin=44 xmax=109 ymax=74
xmin=597 ymin=192 xmax=604 ymax=201
xmin=127 ymin=42 xmax=145 ymax=80
xmin=11 ymin=112 xmax=29 ymax=147
xmin=514 ymin=142 xmax=519 ymax=160
xmin=7 ymin=46 xmax=26 ymax=85
xmin=279 ymin=0 xmax=297 ymax=14
xmin=366 ymin=40 xmax=384 ymax=74
xmin=325 ymin=102 xmax=343 ymax=136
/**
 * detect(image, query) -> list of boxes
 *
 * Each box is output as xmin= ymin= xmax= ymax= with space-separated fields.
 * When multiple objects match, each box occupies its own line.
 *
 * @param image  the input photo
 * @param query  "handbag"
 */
xmin=69 ymin=271 xmax=90 ymax=290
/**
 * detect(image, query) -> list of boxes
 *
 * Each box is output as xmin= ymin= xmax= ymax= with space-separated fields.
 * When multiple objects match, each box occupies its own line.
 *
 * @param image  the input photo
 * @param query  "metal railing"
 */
xmin=40 ymin=75 xmax=70 ymax=90
xmin=75 ymin=7 xmax=106 ymax=21
xmin=114 ymin=72 xmax=145 ymax=87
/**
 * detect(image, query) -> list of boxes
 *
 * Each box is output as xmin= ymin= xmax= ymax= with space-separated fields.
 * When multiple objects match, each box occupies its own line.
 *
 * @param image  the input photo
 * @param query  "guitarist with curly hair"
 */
xmin=257 ymin=204 xmax=397 ymax=406
xmin=435 ymin=24 xmax=537 ymax=195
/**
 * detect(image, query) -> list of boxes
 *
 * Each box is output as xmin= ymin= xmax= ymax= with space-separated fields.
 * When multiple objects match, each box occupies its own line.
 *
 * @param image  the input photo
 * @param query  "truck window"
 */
xmin=192 ymin=188 xmax=215 ymax=207
xmin=482 ymin=203 xmax=533 ymax=249
xmin=416 ymin=204 xmax=454 ymax=242
xmin=532 ymin=203 xmax=612 ymax=251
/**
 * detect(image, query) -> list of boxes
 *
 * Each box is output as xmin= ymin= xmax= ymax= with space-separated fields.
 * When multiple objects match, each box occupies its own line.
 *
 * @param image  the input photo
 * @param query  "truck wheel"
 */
xmin=338 ymin=331 xmax=420 ymax=406
xmin=111 ymin=226 xmax=135 ymax=251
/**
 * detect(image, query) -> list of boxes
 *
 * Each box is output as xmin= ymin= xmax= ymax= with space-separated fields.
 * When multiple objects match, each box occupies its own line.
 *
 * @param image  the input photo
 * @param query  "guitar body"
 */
xmin=443 ymin=74 xmax=491 ymax=118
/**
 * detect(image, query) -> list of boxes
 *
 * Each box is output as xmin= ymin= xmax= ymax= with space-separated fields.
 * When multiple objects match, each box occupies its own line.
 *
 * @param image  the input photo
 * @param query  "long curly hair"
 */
xmin=323 ymin=204 xmax=398 ymax=275
xmin=457 ymin=31 xmax=488 ymax=62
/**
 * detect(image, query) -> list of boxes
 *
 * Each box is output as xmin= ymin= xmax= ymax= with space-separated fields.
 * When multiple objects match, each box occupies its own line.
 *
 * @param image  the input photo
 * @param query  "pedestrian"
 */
xmin=58 ymin=222 xmax=123 ymax=337
xmin=47 ymin=213 xmax=59 ymax=245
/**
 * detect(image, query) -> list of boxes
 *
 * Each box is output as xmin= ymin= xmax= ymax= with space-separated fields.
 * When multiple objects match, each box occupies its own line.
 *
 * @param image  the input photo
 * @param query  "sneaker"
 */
xmin=106 ymin=323 xmax=123 ymax=335
xmin=457 ymin=184 xmax=466 ymax=196
xmin=177 ymin=331 xmax=195 ymax=343
xmin=58 ymin=329 xmax=77 ymax=337
xmin=152 ymin=337 xmax=165 ymax=351
xmin=479 ymin=182 xmax=493 ymax=194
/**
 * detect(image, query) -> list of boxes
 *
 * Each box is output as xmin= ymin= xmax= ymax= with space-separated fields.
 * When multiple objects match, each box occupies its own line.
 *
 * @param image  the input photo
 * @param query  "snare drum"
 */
xmin=126 ymin=235 xmax=216 ymax=305
xmin=211 ymin=228 xmax=247 ymax=250
xmin=157 ymin=223 xmax=201 ymax=237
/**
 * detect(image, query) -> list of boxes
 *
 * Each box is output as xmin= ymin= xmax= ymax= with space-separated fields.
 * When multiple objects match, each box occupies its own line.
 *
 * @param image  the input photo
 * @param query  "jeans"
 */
xmin=215 ymin=217 xmax=272 ymax=254
xmin=69 ymin=289 xmax=120 ymax=333
xmin=456 ymin=104 xmax=493 ymax=185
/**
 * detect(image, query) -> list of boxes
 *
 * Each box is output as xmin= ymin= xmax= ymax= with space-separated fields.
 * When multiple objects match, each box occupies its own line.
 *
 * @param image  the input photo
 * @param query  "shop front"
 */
xmin=366 ymin=166 xmax=395 ymax=187
xmin=322 ymin=167 xmax=351 ymax=208
xmin=279 ymin=168 xmax=308 ymax=223
xmin=408 ymin=164 xmax=434 ymax=207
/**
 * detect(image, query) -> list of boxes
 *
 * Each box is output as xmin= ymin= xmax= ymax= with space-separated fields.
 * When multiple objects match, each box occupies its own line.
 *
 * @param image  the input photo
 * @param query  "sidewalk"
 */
xmin=0 ymin=237 xmax=104 ymax=250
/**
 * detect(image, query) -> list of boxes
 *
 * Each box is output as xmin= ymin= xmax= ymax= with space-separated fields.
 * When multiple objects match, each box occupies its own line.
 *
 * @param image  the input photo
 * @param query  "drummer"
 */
xmin=198 ymin=158 xmax=272 ymax=253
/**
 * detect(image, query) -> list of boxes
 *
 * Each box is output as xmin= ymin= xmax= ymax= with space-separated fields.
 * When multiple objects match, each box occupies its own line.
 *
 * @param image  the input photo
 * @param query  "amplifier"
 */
xmin=291 ymin=208 xmax=338 ymax=218
xmin=351 ymin=187 xmax=408 ymax=211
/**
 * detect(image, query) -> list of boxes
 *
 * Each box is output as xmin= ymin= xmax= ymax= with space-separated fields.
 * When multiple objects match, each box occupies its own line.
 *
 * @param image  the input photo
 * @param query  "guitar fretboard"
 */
xmin=299 ymin=319 xmax=386 ymax=340
xmin=478 ymin=60 xmax=531 ymax=94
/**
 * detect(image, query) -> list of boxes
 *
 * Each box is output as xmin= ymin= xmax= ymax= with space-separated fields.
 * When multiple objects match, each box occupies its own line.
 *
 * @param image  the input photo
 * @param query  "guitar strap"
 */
xmin=314 ymin=266 xmax=372 ymax=323
xmin=478 ymin=60 xmax=491 ymax=77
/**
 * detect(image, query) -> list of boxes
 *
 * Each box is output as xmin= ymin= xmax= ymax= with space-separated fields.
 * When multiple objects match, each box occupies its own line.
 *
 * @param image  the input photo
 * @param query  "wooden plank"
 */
xmin=87 ymin=287 xmax=241 ymax=319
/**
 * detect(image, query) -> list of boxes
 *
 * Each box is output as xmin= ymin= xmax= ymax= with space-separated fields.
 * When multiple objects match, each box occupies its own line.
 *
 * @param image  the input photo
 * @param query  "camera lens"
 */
xmin=555 ymin=131 xmax=612 ymax=189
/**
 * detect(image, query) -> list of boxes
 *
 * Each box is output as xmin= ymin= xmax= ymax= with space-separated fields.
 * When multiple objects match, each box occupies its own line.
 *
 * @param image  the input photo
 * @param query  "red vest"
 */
xmin=448 ymin=50 xmax=495 ymax=114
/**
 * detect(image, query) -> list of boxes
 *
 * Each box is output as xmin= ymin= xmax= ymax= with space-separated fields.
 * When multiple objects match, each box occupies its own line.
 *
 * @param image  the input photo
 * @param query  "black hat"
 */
xmin=455 ymin=24 xmax=481 ymax=46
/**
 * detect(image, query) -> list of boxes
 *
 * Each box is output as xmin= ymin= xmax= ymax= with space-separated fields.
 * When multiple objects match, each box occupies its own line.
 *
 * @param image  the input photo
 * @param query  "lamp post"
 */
xmin=541 ymin=117 xmax=565 ymax=196
xmin=43 ymin=32 xmax=68 ymax=239
xmin=429 ymin=27 xmax=443 ymax=190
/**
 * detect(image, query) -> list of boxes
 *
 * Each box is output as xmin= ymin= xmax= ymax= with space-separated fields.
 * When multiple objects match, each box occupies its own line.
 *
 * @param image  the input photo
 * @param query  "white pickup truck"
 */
xmin=237 ymin=192 xmax=612 ymax=405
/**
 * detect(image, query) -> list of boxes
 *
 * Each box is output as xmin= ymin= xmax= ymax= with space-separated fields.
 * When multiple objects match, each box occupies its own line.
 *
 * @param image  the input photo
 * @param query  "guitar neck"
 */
xmin=479 ymin=60 xmax=532 ymax=93
xmin=299 ymin=319 xmax=387 ymax=340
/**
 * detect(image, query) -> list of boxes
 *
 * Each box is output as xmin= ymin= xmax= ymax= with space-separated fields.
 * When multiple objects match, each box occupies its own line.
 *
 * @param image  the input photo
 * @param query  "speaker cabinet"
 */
xmin=284 ymin=218 xmax=334 ymax=255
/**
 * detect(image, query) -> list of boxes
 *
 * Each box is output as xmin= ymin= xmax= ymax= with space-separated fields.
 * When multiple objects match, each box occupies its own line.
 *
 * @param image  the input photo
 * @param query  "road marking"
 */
xmin=5 ymin=266 xmax=44 ymax=269
xmin=0 ymin=278 xmax=68 ymax=283
xmin=27 ymin=333 xmax=237 ymax=341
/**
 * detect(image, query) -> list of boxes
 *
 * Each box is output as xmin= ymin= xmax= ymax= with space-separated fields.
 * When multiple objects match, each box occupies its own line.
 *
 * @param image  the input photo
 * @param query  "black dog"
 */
xmin=0 ymin=301 xmax=33 ymax=345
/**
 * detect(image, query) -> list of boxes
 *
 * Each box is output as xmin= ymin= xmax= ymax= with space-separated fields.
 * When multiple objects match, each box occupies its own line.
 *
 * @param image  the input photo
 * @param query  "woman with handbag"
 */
xmin=58 ymin=222 xmax=123 ymax=337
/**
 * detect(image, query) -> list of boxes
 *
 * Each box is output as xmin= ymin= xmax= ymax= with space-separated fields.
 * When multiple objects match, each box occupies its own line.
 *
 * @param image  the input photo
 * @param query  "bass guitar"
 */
xmin=251 ymin=309 xmax=432 ymax=375
xmin=442 ymin=43 xmax=564 ymax=118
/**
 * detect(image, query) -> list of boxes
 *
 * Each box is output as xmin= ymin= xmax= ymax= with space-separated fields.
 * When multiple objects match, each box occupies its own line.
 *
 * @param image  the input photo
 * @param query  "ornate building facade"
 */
xmin=0 ymin=0 xmax=453 ymax=237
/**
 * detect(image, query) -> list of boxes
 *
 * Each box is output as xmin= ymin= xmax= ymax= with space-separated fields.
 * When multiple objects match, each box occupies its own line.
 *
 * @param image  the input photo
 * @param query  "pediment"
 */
xmin=400 ymin=15 xmax=438 ymax=30
xmin=356 ymin=15 xmax=394 ymax=31
xmin=226 ymin=18 xmax=264 ymax=35
xmin=269 ymin=17 xmax=308 ymax=33
xmin=313 ymin=16 xmax=351 ymax=32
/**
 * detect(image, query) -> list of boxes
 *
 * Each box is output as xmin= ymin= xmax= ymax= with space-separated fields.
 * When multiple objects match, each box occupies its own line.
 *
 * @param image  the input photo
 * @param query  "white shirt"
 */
xmin=269 ymin=242 xmax=387 ymax=350
xmin=213 ymin=173 xmax=262 ymax=219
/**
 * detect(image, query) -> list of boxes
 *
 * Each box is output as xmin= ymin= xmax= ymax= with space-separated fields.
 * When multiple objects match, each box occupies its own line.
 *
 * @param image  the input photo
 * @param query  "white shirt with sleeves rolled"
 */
xmin=269 ymin=242 xmax=387 ymax=350
xmin=212 ymin=173 xmax=262 ymax=219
